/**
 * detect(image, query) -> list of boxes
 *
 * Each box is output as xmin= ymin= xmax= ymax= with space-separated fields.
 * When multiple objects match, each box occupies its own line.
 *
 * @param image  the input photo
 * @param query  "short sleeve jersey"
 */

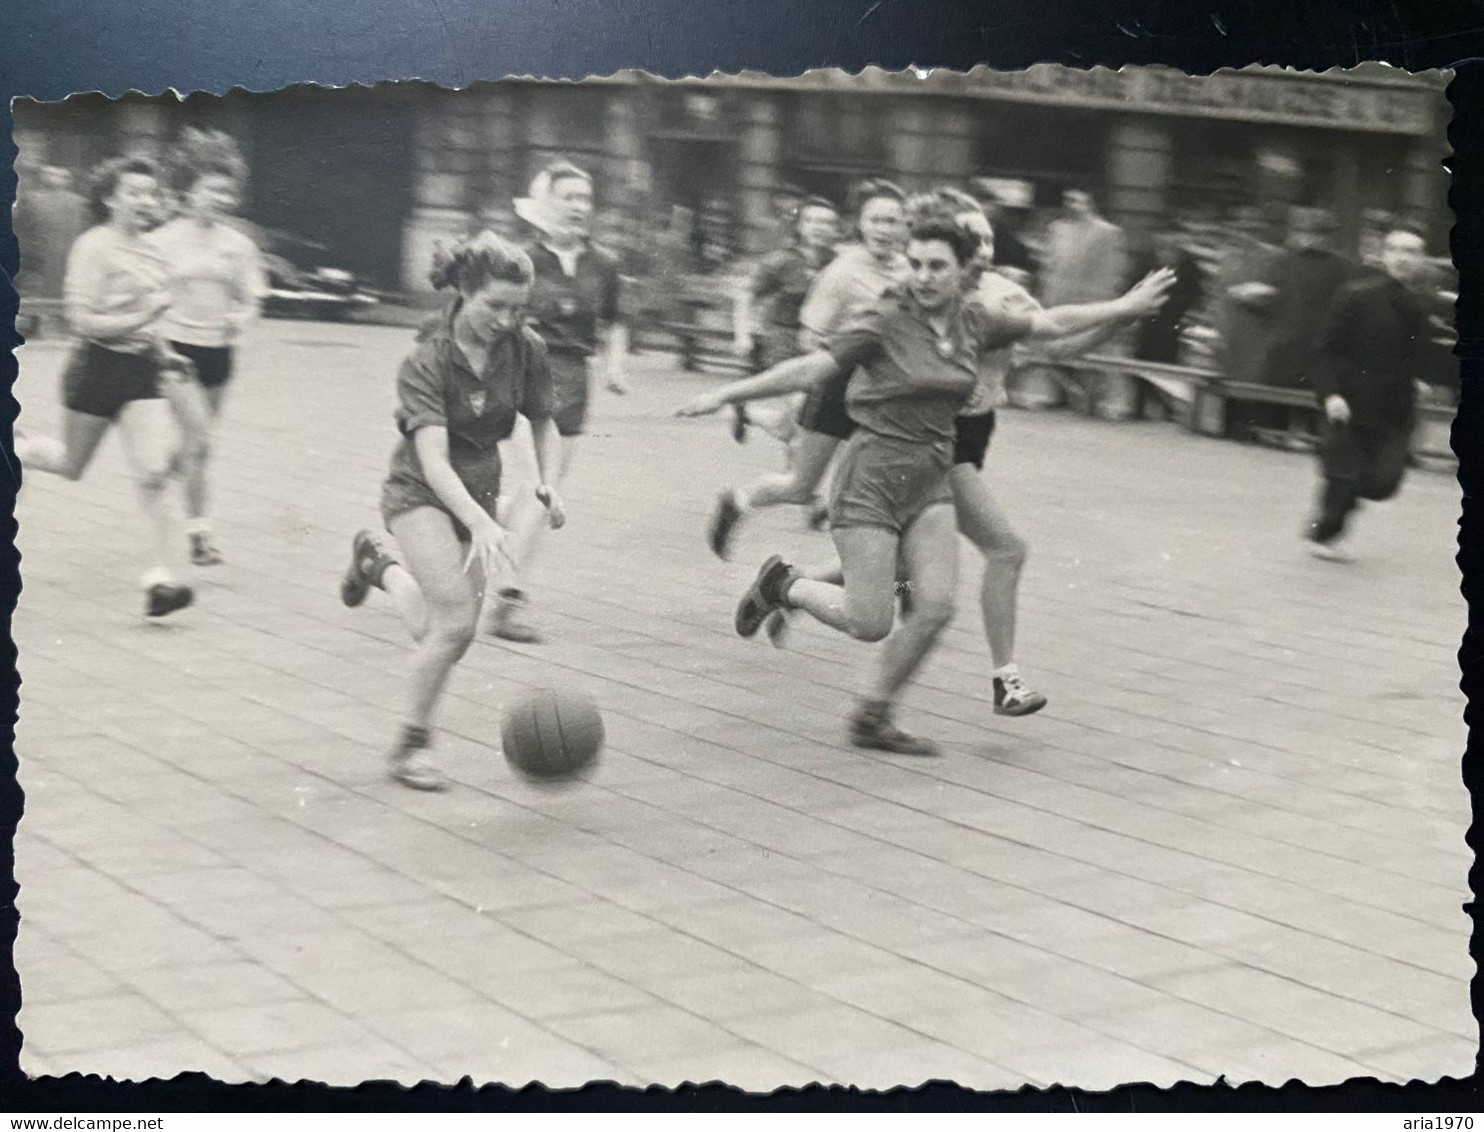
xmin=826 ymin=293 xmax=1034 ymax=456
xmin=387 ymin=303 xmax=554 ymax=493
xmin=63 ymin=224 xmax=173 ymax=354
xmin=147 ymin=218 xmax=268 ymax=348
xmin=751 ymin=244 xmax=834 ymax=333
xmin=527 ymin=241 xmax=622 ymax=356
xmin=962 ymin=271 xmax=1043 ymax=416
xmin=798 ymin=243 xmax=909 ymax=342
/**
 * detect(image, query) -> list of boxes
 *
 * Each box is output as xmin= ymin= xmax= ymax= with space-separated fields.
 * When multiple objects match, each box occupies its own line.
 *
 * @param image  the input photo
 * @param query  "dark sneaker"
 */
xmin=764 ymin=609 xmax=791 ymax=649
xmin=708 ymin=491 xmax=744 ymax=560
xmin=850 ymin=706 xmax=939 ymax=756
xmin=145 ymin=582 xmax=194 ymax=618
xmin=189 ymin=533 xmax=224 ymax=567
xmin=389 ymin=727 xmax=447 ymax=791
xmin=735 ymin=554 xmax=795 ymax=638
xmin=490 ymin=589 xmax=542 ymax=643
xmin=341 ymin=529 xmax=395 ymax=608
xmin=993 ymin=670 xmax=1048 ymax=717
xmin=731 ymin=404 xmax=750 ymax=444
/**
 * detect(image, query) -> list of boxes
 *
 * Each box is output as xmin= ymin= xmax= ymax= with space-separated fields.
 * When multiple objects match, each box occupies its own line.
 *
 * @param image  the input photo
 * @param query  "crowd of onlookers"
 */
xmin=15 ymin=161 xmax=1457 ymax=443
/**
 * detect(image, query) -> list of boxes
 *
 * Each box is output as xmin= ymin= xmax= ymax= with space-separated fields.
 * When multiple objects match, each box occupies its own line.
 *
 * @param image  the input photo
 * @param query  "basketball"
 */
xmin=501 ymin=689 xmax=605 ymax=783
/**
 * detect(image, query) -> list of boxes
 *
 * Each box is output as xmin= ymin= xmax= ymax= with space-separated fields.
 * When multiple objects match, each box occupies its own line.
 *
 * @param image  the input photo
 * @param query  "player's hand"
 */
xmin=463 ymin=516 xmax=514 ymax=578
xmin=1121 ymin=268 xmax=1177 ymax=316
xmin=675 ymin=391 xmax=727 ymax=418
xmin=537 ymin=485 xmax=566 ymax=530
xmin=1324 ymin=394 xmax=1351 ymax=424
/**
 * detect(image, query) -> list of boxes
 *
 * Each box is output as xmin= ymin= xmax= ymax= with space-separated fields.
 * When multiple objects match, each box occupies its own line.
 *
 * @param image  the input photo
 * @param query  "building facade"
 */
xmin=13 ymin=66 xmax=1450 ymax=294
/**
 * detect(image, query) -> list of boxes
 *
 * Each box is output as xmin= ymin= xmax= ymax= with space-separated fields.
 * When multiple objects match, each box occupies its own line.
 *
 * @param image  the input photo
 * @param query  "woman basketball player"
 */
xmin=679 ymin=209 xmax=1175 ymax=754
xmin=151 ymin=128 xmax=267 ymax=566
xmin=339 ymin=233 xmax=565 ymax=791
xmin=16 ymin=155 xmax=196 ymax=618
xmin=706 ymin=179 xmax=909 ymax=559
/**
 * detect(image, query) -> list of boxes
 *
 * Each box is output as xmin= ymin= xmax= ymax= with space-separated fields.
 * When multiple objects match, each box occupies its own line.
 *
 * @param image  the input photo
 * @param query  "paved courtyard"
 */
xmin=10 ymin=318 xmax=1473 ymax=1092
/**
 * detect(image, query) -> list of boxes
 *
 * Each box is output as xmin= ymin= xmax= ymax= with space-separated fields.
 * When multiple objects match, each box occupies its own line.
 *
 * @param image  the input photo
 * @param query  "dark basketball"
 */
xmin=501 ymin=689 xmax=604 ymax=783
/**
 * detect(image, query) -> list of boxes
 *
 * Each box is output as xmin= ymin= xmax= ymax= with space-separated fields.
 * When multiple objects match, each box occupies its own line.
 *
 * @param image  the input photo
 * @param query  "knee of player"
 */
xmin=134 ymin=461 xmax=173 ymax=491
xmin=428 ymin=607 xmax=478 ymax=654
xmin=913 ymin=597 xmax=956 ymax=632
xmin=850 ymin=611 xmax=895 ymax=643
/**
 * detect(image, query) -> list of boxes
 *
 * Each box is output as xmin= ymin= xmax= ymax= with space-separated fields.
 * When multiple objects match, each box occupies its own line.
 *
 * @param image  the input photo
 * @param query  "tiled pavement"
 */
xmin=10 ymin=320 xmax=1473 ymax=1091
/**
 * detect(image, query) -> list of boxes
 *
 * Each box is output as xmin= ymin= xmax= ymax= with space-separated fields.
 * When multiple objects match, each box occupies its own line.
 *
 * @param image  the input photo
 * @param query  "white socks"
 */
xmin=141 ymin=566 xmax=175 ymax=589
xmin=186 ymin=517 xmax=213 ymax=537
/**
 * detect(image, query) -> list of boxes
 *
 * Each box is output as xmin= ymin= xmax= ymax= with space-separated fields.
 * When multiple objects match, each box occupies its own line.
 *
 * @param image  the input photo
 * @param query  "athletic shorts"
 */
xmin=380 ymin=454 xmax=502 ymax=543
xmin=828 ymin=431 xmax=953 ymax=535
xmin=953 ymin=410 xmax=997 ymax=470
xmin=798 ymin=367 xmax=857 ymax=440
xmin=169 ymin=342 xmax=235 ymax=390
xmin=548 ymin=350 xmax=590 ymax=437
xmin=62 ymin=342 xmax=163 ymax=421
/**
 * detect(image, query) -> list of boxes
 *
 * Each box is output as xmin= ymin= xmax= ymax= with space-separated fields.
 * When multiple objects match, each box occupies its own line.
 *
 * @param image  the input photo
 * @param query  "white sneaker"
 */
xmin=1309 ymin=535 xmax=1354 ymax=562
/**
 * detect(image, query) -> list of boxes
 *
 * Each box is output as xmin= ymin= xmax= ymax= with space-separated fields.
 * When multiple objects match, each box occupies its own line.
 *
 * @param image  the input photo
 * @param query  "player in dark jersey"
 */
xmin=679 ymin=210 xmax=1174 ymax=755
xmin=727 ymin=195 xmax=839 ymax=448
xmin=706 ymin=180 xmax=909 ymax=559
xmin=480 ymin=161 xmax=626 ymax=643
xmin=339 ymin=232 xmax=565 ymax=790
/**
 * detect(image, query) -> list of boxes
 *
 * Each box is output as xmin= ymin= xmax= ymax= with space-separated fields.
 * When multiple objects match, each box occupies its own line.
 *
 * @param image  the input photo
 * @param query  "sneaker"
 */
xmin=389 ymin=726 xmax=447 ymax=791
xmin=390 ymin=748 xmax=448 ymax=791
xmin=850 ymin=705 xmax=939 ymax=756
xmin=764 ymin=609 xmax=791 ymax=649
xmin=735 ymin=554 xmax=795 ymax=638
xmin=1308 ymin=535 xmax=1353 ymax=562
xmin=189 ymin=532 xmax=224 ymax=567
xmin=708 ymin=490 xmax=744 ymax=560
xmin=490 ymin=589 xmax=542 ymax=643
xmin=993 ymin=670 xmax=1048 ymax=717
xmin=145 ymin=582 xmax=194 ymax=618
xmin=731 ymin=404 xmax=750 ymax=444
xmin=341 ymin=529 xmax=395 ymax=608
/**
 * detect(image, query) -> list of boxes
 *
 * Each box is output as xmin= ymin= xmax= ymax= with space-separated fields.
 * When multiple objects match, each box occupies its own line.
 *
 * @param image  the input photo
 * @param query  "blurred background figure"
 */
xmin=14 ymin=164 xmax=91 ymax=303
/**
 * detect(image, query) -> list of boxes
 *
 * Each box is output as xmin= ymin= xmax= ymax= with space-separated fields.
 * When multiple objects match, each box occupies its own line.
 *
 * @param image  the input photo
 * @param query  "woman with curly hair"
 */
xmin=679 ymin=208 xmax=1174 ymax=755
xmin=15 ymin=154 xmax=195 ymax=618
xmin=149 ymin=128 xmax=267 ymax=566
xmin=339 ymin=232 xmax=566 ymax=791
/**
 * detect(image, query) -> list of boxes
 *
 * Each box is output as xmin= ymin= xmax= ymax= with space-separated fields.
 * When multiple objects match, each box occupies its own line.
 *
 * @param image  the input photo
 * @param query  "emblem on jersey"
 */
xmin=935 ymin=337 xmax=956 ymax=359
xmin=558 ymin=297 xmax=579 ymax=316
xmin=468 ymin=389 xmax=487 ymax=415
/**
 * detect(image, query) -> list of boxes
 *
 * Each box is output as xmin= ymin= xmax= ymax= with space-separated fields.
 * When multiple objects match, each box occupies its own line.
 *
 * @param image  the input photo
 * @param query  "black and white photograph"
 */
xmin=7 ymin=64 xmax=1468 ymax=1092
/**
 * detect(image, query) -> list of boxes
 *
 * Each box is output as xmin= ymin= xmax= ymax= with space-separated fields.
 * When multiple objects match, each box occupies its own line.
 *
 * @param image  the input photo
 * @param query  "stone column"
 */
xmin=1329 ymin=138 xmax=1362 ymax=257
xmin=400 ymin=89 xmax=484 ymax=294
xmin=885 ymin=102 xmax=931 ymax=194
xmin=1401 ymin=135 xmax=1447 ymax=245
xmin=737 ymin=94 xmax=783 ymax=255
xmin=117 ymin=100 xmax=169 ymax=159
xmin=1105 ymin=117 xmax=1172 ymax=228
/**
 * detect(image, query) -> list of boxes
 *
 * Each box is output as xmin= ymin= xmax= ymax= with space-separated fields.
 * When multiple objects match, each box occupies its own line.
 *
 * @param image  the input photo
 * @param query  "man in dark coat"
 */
xmin=1306 ymin=225 xmax=1434 ymax=559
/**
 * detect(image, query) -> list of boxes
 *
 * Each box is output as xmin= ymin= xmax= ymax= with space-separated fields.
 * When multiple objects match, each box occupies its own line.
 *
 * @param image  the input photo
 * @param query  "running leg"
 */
xmin=116 ymin=398 xmax=192 ymax=617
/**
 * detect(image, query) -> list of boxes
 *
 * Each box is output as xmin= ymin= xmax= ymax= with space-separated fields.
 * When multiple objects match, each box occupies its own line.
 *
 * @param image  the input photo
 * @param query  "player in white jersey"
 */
xmin=151 ymin=128 xmax=268 ymax=566
xmin=15 ymin=155 xmax=196 ymax=617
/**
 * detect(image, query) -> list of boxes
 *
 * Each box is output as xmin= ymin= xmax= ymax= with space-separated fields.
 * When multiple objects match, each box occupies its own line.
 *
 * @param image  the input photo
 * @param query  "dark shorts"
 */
xmin=169 ymin=342 xmax=235 ymax=390
xmin=380 ymin=455 xmax=502 ymax=543
xmin=798 ymin=367 xmax=857 ymax=440
xmin=61 ymin=342 xmax=163 ymax=421
xmin=549 ymin=350 xmax=590 ymax=437
xmin=829 ymin=431 xmax=953 ymax=535
xmin=953 ymin=410 xmax=997 ymax=470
